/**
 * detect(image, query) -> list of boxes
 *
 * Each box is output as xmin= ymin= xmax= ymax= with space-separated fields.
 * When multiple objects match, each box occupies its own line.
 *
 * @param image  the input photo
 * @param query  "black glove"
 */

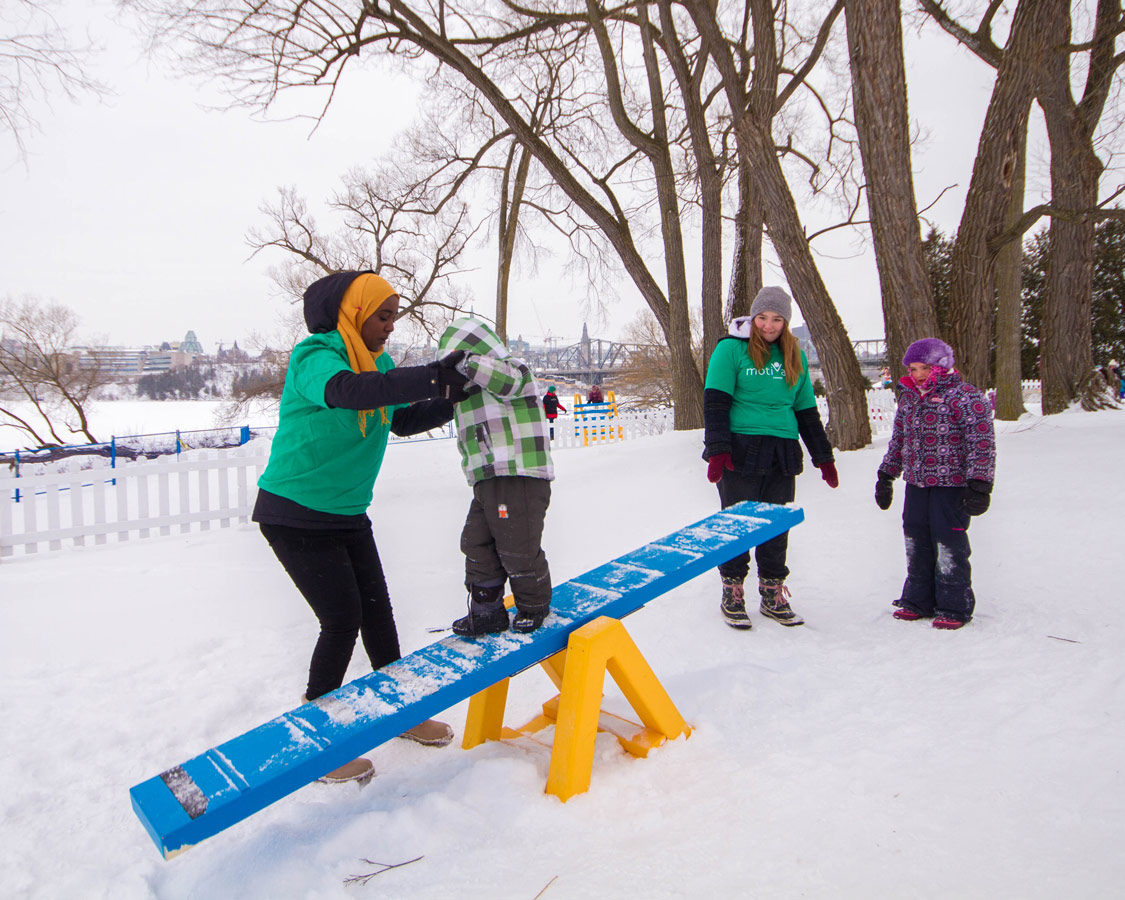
xmin=431 ymin=350 xmax=473 ymax=402
xmin=960 ymin=479 xmax=992 ymax=516
xmin=874 ymin=470 xmax=895 ymax=510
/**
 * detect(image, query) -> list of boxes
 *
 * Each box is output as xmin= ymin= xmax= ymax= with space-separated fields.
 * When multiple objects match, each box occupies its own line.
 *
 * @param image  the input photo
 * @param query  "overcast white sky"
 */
xmin=1 ymin=1 xmax=1048 ymax=354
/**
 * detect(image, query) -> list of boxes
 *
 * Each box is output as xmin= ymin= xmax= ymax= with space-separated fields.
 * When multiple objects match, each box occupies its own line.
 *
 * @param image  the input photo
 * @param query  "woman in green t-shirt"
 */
xmin=702 ymin=286 xmax=838 ymax=630
xmin=253 ymin=271 xmax=471 ymax=782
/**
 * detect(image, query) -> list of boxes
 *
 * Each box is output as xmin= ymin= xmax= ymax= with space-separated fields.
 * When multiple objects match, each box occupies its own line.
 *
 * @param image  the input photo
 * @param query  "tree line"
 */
xmin=4 ymin=214 xmax=1124 ymax=446
xmin=7 ymin=1 xmax=1125 ymax=447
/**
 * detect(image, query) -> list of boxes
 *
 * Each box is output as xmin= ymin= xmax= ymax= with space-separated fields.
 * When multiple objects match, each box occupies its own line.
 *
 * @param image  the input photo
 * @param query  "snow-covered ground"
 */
xmin=1 ymin=401 xmax=1123 ymax=899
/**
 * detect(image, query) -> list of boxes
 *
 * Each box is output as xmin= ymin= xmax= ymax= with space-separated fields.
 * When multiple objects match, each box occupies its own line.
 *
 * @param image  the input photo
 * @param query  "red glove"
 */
xmin=818 ymin=462 xmax=839 ymax=488
xmin=707 ymin=452 xmax=734 ymax=484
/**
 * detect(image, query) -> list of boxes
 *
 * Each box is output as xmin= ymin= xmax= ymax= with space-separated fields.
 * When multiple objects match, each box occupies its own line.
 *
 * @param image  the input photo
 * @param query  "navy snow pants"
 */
xmin=898 ymin=484 xmax=975 ymax=622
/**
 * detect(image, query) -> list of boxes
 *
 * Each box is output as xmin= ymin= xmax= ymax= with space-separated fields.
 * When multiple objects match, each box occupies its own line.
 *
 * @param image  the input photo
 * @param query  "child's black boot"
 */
xmin=512 ymin=607 xmax=549 ymax=634
xmin=452 ymin=584 xmax=509 ymax=636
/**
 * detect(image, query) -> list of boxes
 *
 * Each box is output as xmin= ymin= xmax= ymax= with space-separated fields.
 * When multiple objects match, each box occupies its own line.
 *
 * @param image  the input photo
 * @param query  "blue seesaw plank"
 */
xmin=130 ymin=500 xmax=802 ymax=857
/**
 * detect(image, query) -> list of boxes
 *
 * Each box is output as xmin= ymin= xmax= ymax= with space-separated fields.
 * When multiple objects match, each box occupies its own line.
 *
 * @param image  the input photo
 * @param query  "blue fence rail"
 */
xmin=1 ymin=426 xmax=263 ymax=500
xmin=1 ymin=421 xmax=458 ymax=501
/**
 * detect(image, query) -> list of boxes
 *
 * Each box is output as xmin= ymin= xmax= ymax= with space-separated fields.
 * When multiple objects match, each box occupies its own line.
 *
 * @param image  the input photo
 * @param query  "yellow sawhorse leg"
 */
xmin=461 ymin=615 xmax=691 ymax=802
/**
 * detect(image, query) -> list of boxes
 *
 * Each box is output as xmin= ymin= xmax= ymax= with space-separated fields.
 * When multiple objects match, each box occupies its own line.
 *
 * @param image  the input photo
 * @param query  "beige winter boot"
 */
xmin=301 ymin=694 xmax=376 ymax=782
xmin=398 ymin=719 xmax=455 ymax=746
xmin=317 ymin=757 xmax=375 ymax=784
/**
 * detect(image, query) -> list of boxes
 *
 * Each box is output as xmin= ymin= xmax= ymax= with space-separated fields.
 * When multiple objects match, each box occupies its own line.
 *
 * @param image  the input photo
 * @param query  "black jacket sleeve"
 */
xmin=795 ymin=406 xmax=834 ymax=466
xmin=323 ymin=365 xmax=439 ymax=411
xmin=703 ymin=388 xmax=733 ymax=459
xmin=390 ymin=399 xmax=455 ymax=437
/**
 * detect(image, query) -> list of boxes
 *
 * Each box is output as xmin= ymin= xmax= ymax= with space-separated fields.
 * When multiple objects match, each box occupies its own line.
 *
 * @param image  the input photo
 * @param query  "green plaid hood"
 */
xmin=438 ymin=317 xmax=553 ymax=486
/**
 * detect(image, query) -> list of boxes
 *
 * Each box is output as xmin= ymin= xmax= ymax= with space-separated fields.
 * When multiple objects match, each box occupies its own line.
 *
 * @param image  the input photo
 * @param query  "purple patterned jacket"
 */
xmin=879 ymin=370 xmax=996 ymax=488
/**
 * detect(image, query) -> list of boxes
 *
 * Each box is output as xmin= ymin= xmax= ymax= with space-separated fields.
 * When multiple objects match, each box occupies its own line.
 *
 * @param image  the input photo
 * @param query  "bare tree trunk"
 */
xmin=1037 ymin=0 xmax=1117 ymax=413
xmin=993 ymin=131 xmax=1027 ymax=420
xmin=1040 ymin=144 xmax=1103 ymax=411
xmin=844 ymin=0 xmax=938 ymax=370
xmin=737 ymin=118 xmax=871 ymax=449
xmin=636 ymin=4 xmax=701 ymax=427
xmin=726 ymin=166 xmax=764 ymax=324
xmin=495 ymin=141 xmax=531 ymax=343
xmin=923 ymin=0 xmax=1123 ymax=410
xmin=942 ymin=0 xmax=1048 ymax=389
xmin=588 ymin=0 xmax=702 ymax=427
xmin=657 ymin=0 xmax=725 ymax=365
xmin=689 ymin=0 xmax=869 ymax=448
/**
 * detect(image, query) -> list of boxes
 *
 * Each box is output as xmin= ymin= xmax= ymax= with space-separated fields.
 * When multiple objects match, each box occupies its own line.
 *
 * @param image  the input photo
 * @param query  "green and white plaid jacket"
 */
xmin=438 ymin=317 xmax=554 ymax=487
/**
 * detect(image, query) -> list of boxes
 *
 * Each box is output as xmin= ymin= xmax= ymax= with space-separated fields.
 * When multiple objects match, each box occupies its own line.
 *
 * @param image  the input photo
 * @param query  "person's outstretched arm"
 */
xmin=390 ymin=399 xmax=455 ymax=437
xmin=323 ymin=352 xmax=469 ymax=409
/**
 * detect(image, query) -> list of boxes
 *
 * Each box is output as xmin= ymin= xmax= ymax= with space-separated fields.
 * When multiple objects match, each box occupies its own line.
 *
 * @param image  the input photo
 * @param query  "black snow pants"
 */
xmin=715 ymin=468 xmax=795 ymax=583
xmin=461 ymin=476 xmax=552 ymax=615
xmin=260 ymin=523 xmax=401 ymax=701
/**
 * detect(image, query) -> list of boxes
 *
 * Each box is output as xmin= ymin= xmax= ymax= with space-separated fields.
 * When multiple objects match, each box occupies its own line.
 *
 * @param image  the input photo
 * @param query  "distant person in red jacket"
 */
xmin=542 ymin=385 xmax=566 ymax=439
xmin=587 ymin=384 xmax=604 ymax=403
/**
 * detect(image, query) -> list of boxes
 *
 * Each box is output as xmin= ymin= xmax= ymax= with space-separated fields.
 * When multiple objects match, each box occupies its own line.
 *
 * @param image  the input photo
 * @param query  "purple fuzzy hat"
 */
xmin=902 ymin=338 xmax=954 ymax=369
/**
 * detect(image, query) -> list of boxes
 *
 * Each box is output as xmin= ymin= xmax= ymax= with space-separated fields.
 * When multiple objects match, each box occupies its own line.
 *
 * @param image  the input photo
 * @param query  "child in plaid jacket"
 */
xmin=437 ymin=318 xmax=554 ymax=636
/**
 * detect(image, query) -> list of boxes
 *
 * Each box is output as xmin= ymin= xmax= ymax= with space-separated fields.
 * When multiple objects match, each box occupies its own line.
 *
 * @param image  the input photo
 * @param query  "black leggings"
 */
xmin=260 ymin=523 xmax=401 ymax=700
xmin=715 ymin=469 xmax=796 ymax=582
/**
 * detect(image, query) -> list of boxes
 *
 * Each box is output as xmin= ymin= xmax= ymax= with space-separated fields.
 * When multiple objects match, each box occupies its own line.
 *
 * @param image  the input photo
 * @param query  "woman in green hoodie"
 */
xmin=253 ymin=271 xmax=470 ymax=782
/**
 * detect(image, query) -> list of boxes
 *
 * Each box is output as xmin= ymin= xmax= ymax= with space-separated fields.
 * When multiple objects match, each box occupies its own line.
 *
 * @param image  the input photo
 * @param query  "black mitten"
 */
xmin=874 ymin=470 xmax=895 ymax=510
xmin=960 ymin=479 xmax=992 ymax=516
xmin=431 ymin=351 xmax=473 ymax=402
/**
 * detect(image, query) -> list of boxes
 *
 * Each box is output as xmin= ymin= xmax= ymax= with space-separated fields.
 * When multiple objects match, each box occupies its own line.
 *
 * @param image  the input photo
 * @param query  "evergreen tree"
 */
xmin=1022 ymin=217 xmax=1125 ymax=378
xmin=921 ymin=227 xmax=955 ymax=340
xmin=1091 ymin=219 xmax=1125 ymax=367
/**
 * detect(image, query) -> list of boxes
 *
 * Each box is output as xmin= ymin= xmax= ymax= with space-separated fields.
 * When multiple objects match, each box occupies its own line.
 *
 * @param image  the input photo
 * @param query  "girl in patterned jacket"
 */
xmin=874 ymin=338 xmax=996 ymax=629
xmin=437 ymin=317 xmax=555 ymax=636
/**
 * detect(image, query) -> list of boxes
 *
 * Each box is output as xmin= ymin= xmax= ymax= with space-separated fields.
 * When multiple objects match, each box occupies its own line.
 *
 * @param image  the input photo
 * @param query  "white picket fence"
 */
xmin=5 ymin=383 xmax=1034 ymax=561
xmin=550 ymin=407 xmax=674 ymax=448
xmin=0 ymin=448 xmax=268 ymax=561
xmin=0 ymin=411 xmax=677 ymax=560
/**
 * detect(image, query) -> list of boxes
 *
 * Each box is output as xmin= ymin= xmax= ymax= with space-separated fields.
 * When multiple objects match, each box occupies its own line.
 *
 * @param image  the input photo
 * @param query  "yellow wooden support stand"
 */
xmin=462 ymin=615 xmax=691 ymax=801
xmin=571 ymin=390 xmax=623 ymax=445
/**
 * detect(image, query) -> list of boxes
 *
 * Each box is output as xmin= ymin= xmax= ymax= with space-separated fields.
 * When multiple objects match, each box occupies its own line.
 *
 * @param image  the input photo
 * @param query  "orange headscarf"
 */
xmin=337 ymin=273 xmax=398 ymax=435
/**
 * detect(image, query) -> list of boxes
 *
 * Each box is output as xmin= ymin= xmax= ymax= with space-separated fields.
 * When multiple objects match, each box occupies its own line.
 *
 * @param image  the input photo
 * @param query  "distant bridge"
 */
xmin=850 ymin=339 xmax=887 ymax=364
xmin=525 ymin=338 xmax=648 ymax=385
xmin=524 ymin=333 xmax=886 ymax=384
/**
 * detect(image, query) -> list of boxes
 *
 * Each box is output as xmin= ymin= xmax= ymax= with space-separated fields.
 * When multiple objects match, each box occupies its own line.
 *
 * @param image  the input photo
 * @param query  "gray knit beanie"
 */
xmin=748 ymin=286 xmax=793 ymax=323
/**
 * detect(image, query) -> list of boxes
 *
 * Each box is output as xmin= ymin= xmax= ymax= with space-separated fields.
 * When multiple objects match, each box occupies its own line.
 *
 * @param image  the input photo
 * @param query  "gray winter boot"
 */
xmin=758 ymin=577 xmax=804 ymax=626
xmin=720 ymin=576 xmax=752 ymax=629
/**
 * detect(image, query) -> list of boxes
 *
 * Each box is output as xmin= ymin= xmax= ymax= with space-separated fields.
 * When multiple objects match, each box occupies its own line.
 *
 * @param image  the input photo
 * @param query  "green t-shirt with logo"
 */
xmin=257 ymin=331 xmax=402 ymax=515
xmin=703 ymin=338 xmax=815 ymax=438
